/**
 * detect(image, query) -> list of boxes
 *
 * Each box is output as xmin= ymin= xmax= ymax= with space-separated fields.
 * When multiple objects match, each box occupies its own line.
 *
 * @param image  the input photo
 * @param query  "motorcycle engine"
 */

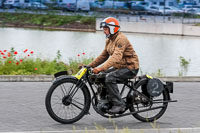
xmin=127 ymin=91 xmax=149 ymax=105
xmin=96 ymin=83 xmax=112 ymax=113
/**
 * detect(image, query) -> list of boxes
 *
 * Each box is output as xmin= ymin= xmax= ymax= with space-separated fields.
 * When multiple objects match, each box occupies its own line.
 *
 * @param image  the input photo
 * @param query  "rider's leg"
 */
xmin=105 ymin=68 xmax=138 ymax=113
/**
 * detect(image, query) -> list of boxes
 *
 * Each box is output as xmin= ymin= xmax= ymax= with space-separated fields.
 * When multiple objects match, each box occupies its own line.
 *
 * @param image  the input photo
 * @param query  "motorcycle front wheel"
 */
xmin=45 ymin=78 xmax=91 ymax=124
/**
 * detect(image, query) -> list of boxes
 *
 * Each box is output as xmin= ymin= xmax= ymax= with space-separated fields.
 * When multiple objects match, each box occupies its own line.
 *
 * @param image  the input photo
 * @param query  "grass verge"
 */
xmin=0 ymin=12 xmax=96 ymax=30
xmin=0 ymin=48 xmax=93 ymax=75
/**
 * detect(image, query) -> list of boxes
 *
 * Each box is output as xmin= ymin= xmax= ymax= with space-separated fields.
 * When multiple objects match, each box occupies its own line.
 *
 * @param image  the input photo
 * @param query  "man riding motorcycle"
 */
xmin=88 ymin=17 xmax=139 ymax=113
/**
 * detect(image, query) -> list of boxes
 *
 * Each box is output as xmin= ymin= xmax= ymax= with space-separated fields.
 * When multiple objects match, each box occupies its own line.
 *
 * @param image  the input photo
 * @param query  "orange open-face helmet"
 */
xmin=100 ymin=17 xmax=120 ymax=35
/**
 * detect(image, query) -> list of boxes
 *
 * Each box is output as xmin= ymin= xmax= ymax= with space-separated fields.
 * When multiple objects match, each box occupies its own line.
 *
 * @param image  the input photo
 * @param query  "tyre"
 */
xmin=45 ymin=78 xmax=91 ymax=124
xmin=129 ymin=80 xmax=169 ymax=122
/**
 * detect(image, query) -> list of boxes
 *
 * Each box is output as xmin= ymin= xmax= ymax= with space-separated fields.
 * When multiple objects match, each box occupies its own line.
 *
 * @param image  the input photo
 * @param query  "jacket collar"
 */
xmin=109 ymin=31 xmax=120 ymax=41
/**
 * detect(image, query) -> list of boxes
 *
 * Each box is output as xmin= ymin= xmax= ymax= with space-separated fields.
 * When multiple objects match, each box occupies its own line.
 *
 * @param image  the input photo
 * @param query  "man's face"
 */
xmin=103 ymin=27 xmax=110 ymax=35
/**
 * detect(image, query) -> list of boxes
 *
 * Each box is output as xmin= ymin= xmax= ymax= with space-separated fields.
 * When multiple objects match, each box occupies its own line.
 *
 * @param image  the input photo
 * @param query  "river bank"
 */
xmin=1 ymin=12 xmax=200 ymax=36
xmin=0 ymin=12 xmax=96 ymax=32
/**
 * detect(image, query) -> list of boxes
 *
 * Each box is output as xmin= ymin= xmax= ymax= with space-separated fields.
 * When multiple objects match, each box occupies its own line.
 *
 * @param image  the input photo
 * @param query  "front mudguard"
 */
xmin=52 ymin=75 xmax=77 ymax=85
xmin=52 ymin=71 xmax=77 ymax=85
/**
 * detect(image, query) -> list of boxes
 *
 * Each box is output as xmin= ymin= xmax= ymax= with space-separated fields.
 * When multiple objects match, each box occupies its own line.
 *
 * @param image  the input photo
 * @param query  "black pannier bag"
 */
xmin=146 ymin=78 xmax=165 ymax=97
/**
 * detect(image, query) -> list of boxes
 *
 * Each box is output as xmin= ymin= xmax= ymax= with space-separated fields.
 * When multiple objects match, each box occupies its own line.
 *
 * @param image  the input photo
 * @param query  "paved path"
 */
xmin=0 ymin=82 xmax=200 ymax=132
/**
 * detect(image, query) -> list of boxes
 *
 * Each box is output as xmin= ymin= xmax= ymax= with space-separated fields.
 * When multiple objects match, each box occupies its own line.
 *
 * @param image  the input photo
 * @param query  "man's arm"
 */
xmin=88 ymin=48 xmax=109 ymax=68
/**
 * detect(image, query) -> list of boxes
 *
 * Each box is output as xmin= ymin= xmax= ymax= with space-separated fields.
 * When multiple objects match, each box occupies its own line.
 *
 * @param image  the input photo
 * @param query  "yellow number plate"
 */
xmin=74 ymin=68 xmax=87 ymax=80
xmin=146 ymin=74 xmax=153 ymax=79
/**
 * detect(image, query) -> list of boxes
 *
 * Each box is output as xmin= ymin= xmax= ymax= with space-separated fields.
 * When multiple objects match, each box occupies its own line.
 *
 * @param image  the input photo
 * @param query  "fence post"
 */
xmin=181 ymin=12 xmax=184 ymax=24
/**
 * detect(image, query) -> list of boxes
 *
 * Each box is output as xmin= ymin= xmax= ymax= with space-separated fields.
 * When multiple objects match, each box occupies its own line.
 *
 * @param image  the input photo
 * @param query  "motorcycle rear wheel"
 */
xmin=129 ymin=85 xmax=169 ymax=122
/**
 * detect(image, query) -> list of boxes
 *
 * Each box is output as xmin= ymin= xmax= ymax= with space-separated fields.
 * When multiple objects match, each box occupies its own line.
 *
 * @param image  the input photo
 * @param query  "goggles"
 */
xmin=100 ymin=22 xmax=120 ymax=28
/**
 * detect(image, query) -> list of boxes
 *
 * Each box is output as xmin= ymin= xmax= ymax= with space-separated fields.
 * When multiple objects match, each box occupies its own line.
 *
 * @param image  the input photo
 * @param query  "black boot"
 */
xmin=108 ymin=105 xmax=126 ymax=114
xmin=105 ymin=83 xmax=126 ymax=113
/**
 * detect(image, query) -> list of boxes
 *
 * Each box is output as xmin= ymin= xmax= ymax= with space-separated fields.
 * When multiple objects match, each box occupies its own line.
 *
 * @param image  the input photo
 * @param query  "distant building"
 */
xmin=180 ymin=0 xmax=200 ymax=5
xmin=144 ymin=0 xmax=178 ymax=7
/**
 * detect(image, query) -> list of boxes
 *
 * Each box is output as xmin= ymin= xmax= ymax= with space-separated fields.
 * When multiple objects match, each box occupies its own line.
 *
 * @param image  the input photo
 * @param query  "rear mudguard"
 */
xmin=135 ymin=76 xmax=171 ymax=100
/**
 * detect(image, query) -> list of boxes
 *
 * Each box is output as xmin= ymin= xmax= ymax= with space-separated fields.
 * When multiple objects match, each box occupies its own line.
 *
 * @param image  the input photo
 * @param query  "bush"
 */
xmin=0 ymin=48 xmax=93 ymax=75
xmin=0 ymin=12 xmax=96 ymax=27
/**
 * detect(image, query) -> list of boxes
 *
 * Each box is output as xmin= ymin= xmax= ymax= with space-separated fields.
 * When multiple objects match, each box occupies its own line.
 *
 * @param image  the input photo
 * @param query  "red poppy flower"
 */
xmin=20 ymin=59 xmax=23 ymax=62
xmin=4 ymin=50 xmax=7 ymax=52
xmin=8 ymin=61 xmax=12 ymax=63
xmin=34 ymin=68 xmax=38 ymax=70
xmin=28 ymin=54 xmax=30 ymax=56
xmin=14 ymin=51 xmax=18 ymax=55
xmin=82 ymin=52 xmax=86 ymax=55
xmin=8 ymin=54 xmax=11 ymax=57
xmin=77 ymin=54 xmax=80 ymax=56
xmin=16 ymin=62 xmax=19 ymax=65
xmin=24 ymin=49 xmax=28 ymax=53
xmin=0 ymin=50 xmax=1 ymax=52
xmin=1 ymin=52 xmax=5 ymax=55
xmin=3 ymin=56 xmax=6 ymax=59
xmin=30 ymin=51 xmax=34 ymax=54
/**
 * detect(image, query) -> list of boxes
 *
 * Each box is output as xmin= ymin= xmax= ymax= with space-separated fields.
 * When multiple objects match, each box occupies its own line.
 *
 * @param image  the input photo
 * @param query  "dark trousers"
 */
xmin=105 ymin=68 xmax=139 ymax=106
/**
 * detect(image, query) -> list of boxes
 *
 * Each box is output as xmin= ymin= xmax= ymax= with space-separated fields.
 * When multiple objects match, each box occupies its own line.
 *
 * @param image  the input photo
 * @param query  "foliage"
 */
xmin=80 ymin=17 xmax=96 ymax=25
xmin=151 ymin=69 xmax=164 ymax=77
xmin=0 ymin=48 xmax=93 ymax=75
xmin=173 ymin=12 xmax=200 ymax=18
xmin=195 ymin=23 xmax=200 ymax=26
xmin=66 ymin=53 xmax=93 ymax=74
xmin=178 ymin=56 xmax=190 ymax=76
xmin=0 ymin=12 xmax=96 ymax=27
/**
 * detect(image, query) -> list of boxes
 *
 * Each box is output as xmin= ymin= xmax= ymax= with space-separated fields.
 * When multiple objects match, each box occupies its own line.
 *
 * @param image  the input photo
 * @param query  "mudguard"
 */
xmin=135 ymin=75 xmax=171 ymax=99
xmin=52 ymin=71 xmax=77 ymax=85
xmin=164 ymin=82 xmax=173 ymax=93
xmin=52 ymin=75 xmax=77 ymax=85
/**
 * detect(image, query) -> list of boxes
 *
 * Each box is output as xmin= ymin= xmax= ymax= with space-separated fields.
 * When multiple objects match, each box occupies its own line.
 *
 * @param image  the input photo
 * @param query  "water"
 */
xmin=0 ymin=27 xmax=200 ymax=76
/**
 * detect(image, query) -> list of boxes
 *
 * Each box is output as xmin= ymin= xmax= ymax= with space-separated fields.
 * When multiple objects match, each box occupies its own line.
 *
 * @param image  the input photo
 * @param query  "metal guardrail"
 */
xmin=96 ymin=10 xmax=200 ymax=24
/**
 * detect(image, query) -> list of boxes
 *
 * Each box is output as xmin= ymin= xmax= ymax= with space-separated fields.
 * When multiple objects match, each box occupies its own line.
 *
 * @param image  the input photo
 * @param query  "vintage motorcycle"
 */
xmin=45 ymin=66 xmax=177 ymax=124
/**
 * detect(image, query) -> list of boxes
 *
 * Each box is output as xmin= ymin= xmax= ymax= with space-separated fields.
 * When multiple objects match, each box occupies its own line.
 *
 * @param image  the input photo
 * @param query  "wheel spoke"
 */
xmin=67 ymin=83 xmax=75 ymax=95
xmin=69 ymin=87 xmax=80 ymax=98
xmin=73 ymin=99 xmax=84 ymax=107
xmin=71 ymin=102 xmax=83 ymax=111
xmin=60 ymin=84 xmax=67 ymax=97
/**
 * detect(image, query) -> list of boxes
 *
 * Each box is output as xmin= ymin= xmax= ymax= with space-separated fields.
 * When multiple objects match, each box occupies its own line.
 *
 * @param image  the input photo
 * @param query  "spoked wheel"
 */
xmin=45 ymin=78 xmax=91 ymax=124
xmin=129 ymin=84 xmax=169 ymax=122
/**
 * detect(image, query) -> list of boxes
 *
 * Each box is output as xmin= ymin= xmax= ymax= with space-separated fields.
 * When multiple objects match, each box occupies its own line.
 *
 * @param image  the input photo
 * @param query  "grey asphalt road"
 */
xmin=0 ymin=82 xmax=200 ymax=132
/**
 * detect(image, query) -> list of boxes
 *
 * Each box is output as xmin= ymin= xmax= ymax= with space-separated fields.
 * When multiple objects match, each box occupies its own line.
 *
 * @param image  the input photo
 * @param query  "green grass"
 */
xmin=0 ymin=12 xmax=96 ymax=27
xmin=0 ymin=48 xmax=93 ymax=75
xmin=195 ymin=23 xmax=200 ymax=26
xmin=172 ymin=12 xmax=200 ymax=19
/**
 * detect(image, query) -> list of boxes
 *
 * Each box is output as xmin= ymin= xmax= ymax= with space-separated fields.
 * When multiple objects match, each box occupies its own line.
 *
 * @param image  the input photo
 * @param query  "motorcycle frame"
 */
xmin=53 ymin=69 xmax=176 ymax=118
